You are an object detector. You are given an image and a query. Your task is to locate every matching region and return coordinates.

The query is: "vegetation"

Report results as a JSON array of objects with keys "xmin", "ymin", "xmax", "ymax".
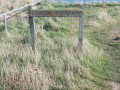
[
  {"xmin": 0, "ymin": 1, "xmax": 120, "ymax": 90},
  {"xmin": 0, "ymin": 0, "xmax": 37, "ymax": 13}
]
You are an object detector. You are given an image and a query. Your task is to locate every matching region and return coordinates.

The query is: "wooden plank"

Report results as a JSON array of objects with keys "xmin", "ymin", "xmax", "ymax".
[
  {"xmin": 78, "ymin": 5, "xmax": 84, "ymax": 50},
  {"xmin": 28, "ymin": 6, "xmax": 36, "ymax": 51},
  {"xmin": 28, "ymin": 9, "xmax": 84, "ymax": 17}
]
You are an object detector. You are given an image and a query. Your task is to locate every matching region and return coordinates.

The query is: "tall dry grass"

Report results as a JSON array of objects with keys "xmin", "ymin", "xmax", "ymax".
[
  {"xmin": 0, "ymin": 0, "xmax": 38, "ymax": 14},
  {"xmin": 0, "ymin": 1, "xmax": 114, "ymax": 89},
  {"xmin": 0, "ymin": 37, "xmax": 108, "ymax": 89}
]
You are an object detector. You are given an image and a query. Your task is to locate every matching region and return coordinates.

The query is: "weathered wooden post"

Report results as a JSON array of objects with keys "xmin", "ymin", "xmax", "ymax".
[
  {"xmin": 84, "ymin": 0, "xmax": 86, "ymax": 4},
  {"xmin": 28, "ymin": 6, "xmax": 36, "ymax": 51},
  {"xmin": 41, "ymin": 0, "xmax": 43, "ymax": 31},
  {"xmin": 78, "ymin": 5, "xmax": 84, "ymax": 50},
  {"xmin": 3, "ymin": 15, "xmax": 8, "ymax": 34},
  {"xmin": 42, "ymin": 0, "xmax": 43, "ymax": 9}
]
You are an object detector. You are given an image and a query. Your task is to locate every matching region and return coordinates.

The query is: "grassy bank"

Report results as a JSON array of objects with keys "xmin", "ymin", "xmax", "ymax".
[
  {"xmin": 0, "ymin": 1, "xmax": 120, "ymax": 90},
  {"xmin": 85, "ymin": 2, "xmax": 120, "ymax": 82}
]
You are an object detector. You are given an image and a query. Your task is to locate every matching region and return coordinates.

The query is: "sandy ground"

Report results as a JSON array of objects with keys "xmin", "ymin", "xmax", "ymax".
[{"xmin": 110, "ymin": 82, "xmax": 120, "ymax": 90}]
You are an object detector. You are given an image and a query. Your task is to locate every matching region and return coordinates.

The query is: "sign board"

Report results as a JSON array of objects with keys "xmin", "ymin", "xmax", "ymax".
[
  {"xmin": 28, "ymin": 6, "xmax": 84, "ymax": 51},
  {"xmin": 29, "ymin": 9, "xmax": 84, "ymax": 17}
]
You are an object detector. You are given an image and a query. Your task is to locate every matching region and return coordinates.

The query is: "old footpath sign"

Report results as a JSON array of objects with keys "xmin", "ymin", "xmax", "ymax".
[
  {"xmin": 28, "ymin": 6, "xmax": 84, "ymax": 51},
  {"xmin": 29, "ymin": 9, "xmax": 84, "ymax": 17}
]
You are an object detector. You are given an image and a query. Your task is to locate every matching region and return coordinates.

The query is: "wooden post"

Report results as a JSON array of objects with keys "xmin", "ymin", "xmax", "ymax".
[
  {"xmin": 28, "ymin": 6, "xmax": 36, "ymax": 51},
  {"xmin": 42, "ymin": 0, "xmax": 43, "ymax": 9},
  {"xmin": 41, "ymin": 0, "xmax": 43, "ymax": 30},
  {"xmin": 78, "ymin": 5, "xmax": 84, "ymax": 50},
  {"xmin": 3, "ymin": 15, "xmax": 8, "ymax": 33},
  {"xmin": 84, "ymin": 0, "xmax": 86, "ymax": 4}
]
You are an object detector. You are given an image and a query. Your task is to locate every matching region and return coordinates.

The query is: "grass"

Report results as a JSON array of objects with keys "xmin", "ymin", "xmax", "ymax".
[
  {"xmin": 0, "ymin": 0, "xmax": 38, "ymax": 14},
  {"xmin": 85, "ymin": 3, "xmax": 120, "ymax": 82},
  {"xmin": 0, "ymin": 1, "xmax": 120, "ymax": 90}
]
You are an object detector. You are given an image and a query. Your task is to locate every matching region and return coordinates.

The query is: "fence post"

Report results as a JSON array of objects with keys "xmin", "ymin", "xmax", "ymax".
[
  {"xmin": 42, "ymin": 0, "xmax": 43, "ymax": 9},
  {"xmin": 84, "ymin": 0, "xmax": 86, "ymax": 4},
  {"xmin": 28, "ymin": 6, "xmax": 36, "ymax": 51},
  {"xmin": 78, "ymin": 5, "xmax": 84, "ymax": 50},
  {"xmin": 3, "ymin": 15, "xmax": 8, "ymax": 34}
]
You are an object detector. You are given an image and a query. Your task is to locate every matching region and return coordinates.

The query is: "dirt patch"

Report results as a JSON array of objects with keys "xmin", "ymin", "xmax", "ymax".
[
  {"xmin": 113, "ymin": 37, "xmax": 120, "ymax": 41},
  {"xmin": 109, "ymin": 30, "xmax": 120, "ymax": 40},
  {"xmin": 110, "ymin": 82, "xmax": 120, "ymax": 90}
]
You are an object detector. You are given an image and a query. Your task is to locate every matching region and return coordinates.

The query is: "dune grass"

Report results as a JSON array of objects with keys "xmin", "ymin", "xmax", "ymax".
[
  {"xmin": 0, "ymin": 0, "xmax": 38, "ymax": 13},
  {"xmin": 0, "ymin": 1, "xmax": 120, "ymax": 90}
]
